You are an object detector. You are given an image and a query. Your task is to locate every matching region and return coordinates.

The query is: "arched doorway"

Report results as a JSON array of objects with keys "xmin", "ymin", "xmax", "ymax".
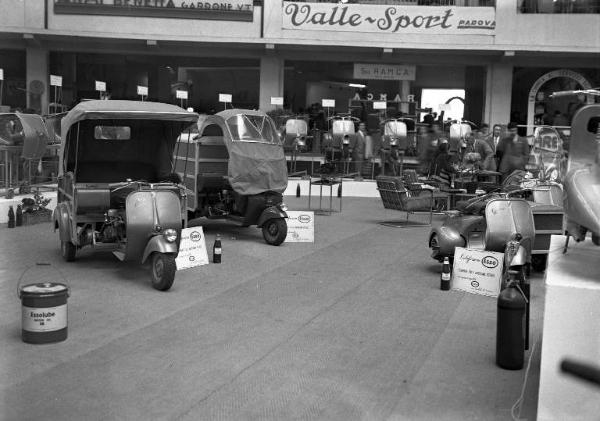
[{"xmin": 526, "ymin": 69, "xmax": 593, "ymax": 133}]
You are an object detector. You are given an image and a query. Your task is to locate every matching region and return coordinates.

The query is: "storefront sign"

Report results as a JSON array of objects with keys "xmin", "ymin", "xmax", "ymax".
[
  {"xmin": 176, "ymin": 90, "xmax": 188, "ymax": 99},
  {"xmin": 50, "ymin": 75, "xmax": 63, "ymax": 87},
  {"xmin": 176, "ymin": 227, "xmax": 209, "ymax": 270},
  {"xmin": 271, "ymin": 97, "xmax": 284, "ymax": 106},
  {"xmin": 54, "ymin": 0, "xmax": 254, "ymax": 22},
  {"xmin": 219, "ymin": 93, "xmax": 232, "ymax": 103},
  {"xmin": 451, "ymin": 247, "xmax": 504, "ymax": 298},
  {"xmin": 137, "ymin": 85, "xmax": 148, "ymax": 96},
  {"xmin": 322, "ymin": 99, "xmax": 335, "ymax": 108},
  {"xmin": 282, "ymin": 2, "xmax": 495, "ymax": 35},
  {"xmin": 95, "ymin": 80, "xmax": 106, "ymax": 92},
  {"xmin": 285, "ymin": 211, "xmax": 314, "ymax": 243},
  {"xmin": 354, "ymin": 63, "xmax": 415, "ymax": 81}
]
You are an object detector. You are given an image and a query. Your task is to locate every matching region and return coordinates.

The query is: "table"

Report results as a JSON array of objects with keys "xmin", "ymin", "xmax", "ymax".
[{"xmin": 308, "ymin": 174, "xmax": 342, "ymax": 214}]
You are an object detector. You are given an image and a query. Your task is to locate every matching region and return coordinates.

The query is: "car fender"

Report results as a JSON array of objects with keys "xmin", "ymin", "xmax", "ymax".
[
  {"xmin": 257, "ymin": 206, "xmax": 287, "ymax": 228},
  {"xmin": 141, "ymin": 236, "xmax": 178, "ymax": 264},
  {"xmin": 53, "ymin": 203, "xmax": 73, "ymax": 242}
]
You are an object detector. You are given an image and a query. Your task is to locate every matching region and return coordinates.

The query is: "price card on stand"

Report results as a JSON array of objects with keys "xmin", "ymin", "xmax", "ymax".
[
  {"xmin": 176, "ymin": 90, "xmax": 188, "ymax": 100},
  {"xmin": 322, "ymin": 99, "xmax": 335, "ymax": 108},
  {"xmin": 219, "ymin": 93, "xmax": 232, "ymax": 103},
  {"xmin": 50, "ymin": 75, "xmax": 62, "ymax": 87},
  {"xmin": 176, "ymin": 227, "xmax": 209, "ymax": 270},
  {"xmin": 0, "ymin": 68, "xmax": 3, "ymax": 80},
  {"xmin": 285, "ymin": 211, "xmax": 314, "ymax": 243},
  {"xmin": 95, "ymin": 80, "xmax": 106, "ymax": 92},
  {"xmin": 373, "ymin": 101, "xmax": 387, "ymax": 110},
  {"xmin": 271, "ymin": 97, "xmax": 284, "ymax": 106},
  {"xmin": 137, "ymin": 85, "xmax": 148, "ymax": 96},
  {"xmin": 451, "ymin": 247, "xmax": 504, "ymax": 297}
]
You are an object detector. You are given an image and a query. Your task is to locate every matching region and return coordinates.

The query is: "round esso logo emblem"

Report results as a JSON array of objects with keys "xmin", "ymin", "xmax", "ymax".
[
  {"xmin": 471, "ymin": 281, "xmax": 480, "ymax": 288},
  {"xmin": 482, "ymin": 256, "xmax": 499, "ymax": 268},
  {"xmin": 298, "ymin": 214, "xmax": 311, "ymax": 223},
  {"xmin": 190, "ymin": 231, "xmax": 202, "ymax": 242}
]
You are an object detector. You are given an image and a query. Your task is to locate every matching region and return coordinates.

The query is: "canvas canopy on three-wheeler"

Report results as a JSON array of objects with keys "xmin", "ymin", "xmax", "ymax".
[{"xmin": 195, "ymin": 109, "xmax": 288, "ymax": 196}]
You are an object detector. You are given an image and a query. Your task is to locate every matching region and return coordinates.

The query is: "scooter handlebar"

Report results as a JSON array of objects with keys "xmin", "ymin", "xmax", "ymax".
[{"xmin": 560, "ymin": 358, "xmax": 600, "ymax": 387}]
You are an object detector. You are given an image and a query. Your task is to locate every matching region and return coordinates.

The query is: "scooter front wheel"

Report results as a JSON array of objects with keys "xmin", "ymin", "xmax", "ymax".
[
  {"xmin": 150, "ymin": 253, "xmax": 176, "ymax": 291},
  {"xmin": 262, "ymin": 218, "xmax": 287, "ymax": 246}
]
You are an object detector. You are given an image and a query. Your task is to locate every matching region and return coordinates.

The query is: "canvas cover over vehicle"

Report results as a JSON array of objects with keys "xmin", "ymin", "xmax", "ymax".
[
  {"xmin": 197, "ymin": 109, "xmax": 287, "ymax": 196},
  {"xmin": 58, "ymin": 100, "xmax": 198, "ymax": 181}
]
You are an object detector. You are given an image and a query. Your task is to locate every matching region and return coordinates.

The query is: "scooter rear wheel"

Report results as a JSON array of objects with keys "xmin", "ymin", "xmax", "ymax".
[
  {"xmin": 262, "ymin": 218, "xmax": 287, "ymax": 246},
  {"xmin": 150, "ymin": 253, "xmax": 176, "ymax": 291}
]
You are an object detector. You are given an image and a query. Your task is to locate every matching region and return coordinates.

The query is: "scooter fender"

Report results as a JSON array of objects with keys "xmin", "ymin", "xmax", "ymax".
[
  {"xmin": 256, "ymin": 206, "xmax": 288, "ymax": 228},
  {"xmin": 53, "ymin": 203, "xmax": 73, "ymax": 243},
  {"xmin": 141, "ymin": 235, "xmax": 178, "ymax": 265}
]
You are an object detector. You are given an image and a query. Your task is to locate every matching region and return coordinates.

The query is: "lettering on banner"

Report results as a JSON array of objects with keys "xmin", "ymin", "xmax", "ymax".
[{"xmin": 283, "ymin": 3, "xmax": 496, "ymax": 36}]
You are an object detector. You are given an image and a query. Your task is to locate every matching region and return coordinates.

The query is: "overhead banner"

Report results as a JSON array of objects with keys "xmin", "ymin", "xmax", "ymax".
[
  {"xmin": 282, "ymin": 2, "xmax": 496, "ymax": 35},
  {"xmin": 354, "ymin": 63, "xmax": 416, "ymax": 81},
  {"xmin": 54, "ymin": 0, "xmax": 254, "ymax": 21}
]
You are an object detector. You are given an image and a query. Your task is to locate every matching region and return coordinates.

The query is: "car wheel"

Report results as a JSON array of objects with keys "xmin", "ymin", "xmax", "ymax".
[
  {"xmin": 262, "ymin": 218, "xmax": 287, "ymax": 246},
  {"xmin": 150, "ymin": 253, "xmax": 176, "ymax": 291},
  {"xmin": 531, "ymin": 254, "xmax": 548, "ymax": 272},
  {"xmin": 592, "ymin": 233, "xmax": 600, "ymax": 246},
  {"xmin": 61, "ymin": 240, "xmax": 77, "ymax": 262}
]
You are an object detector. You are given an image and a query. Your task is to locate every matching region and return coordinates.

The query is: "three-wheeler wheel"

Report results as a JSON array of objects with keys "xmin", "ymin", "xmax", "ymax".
[
  {"xmin": 262, "ymin": 218, "xmax": 287, "ymax": 246},
  {"xmin": 61, "ymin": 240, "xmax": 77, "ymax": 262},
  {"xmin": 150, "ymin": 252, "xmax": 176, "ymax": 291}
]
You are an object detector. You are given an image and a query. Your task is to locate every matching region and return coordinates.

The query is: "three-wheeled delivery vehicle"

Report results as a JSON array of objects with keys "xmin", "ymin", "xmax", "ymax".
[
  {"xmin": 53, "ymin": 100, "xmax": 198, "ymax": 291},
  {"xmin": 176, "ymin": 109, "xmax": 289, "ymax": 246}
]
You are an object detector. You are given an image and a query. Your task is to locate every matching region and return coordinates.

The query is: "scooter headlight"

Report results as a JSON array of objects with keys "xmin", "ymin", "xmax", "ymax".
[
  {"xmin": 163, "ymin": 228, "xmax": 178, "ymax": 243},
  {"xmin": 279, "ymin": 203, "xmax": 288, "ymax": 212}
]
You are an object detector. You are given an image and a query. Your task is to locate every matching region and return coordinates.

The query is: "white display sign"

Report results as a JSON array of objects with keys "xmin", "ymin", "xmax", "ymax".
[
  {"xmin": 373, "ymin": 101, "xmax": 387, "ymax": 110},
  {"xmin": 219, "ymin": 93, "xmax": 232, "ymax": 103},
  {"xmin": 282, "ymin": 3, "xmax": 496, "ymax": 36},
  {"xmin": 322, "ymin": 99, "xmax": 335, "ymax": 108},
  {"xmin": 175, "ymin": 227, "xmax": 209, "ymax": 270},
  {"xmin": 354, "ymin": 63, "xmax": 416, "ymax": 81},
  {"xmin": 285, "ymin": 211, "xmax": 314, "ymax": 243},
  {"xmin": 50, "ymin": 75, "xmax": 62, "ymax": 87},
  {"xmin": 0, "ymin": 68, "xmax": 3, "ymax": 80},
  {"xmin": 271, "ymin": 96, "xmax": 284, "ymax": 105},
  {"xmin": 137, "ymin": 85, "xmax": 148, "ymax": 96},
  {"xmin": 176, "ymin": 90, "xmax": 188, "ymax": 100},
  {"xmin": 95, "ymin": 80, "xmax": 106, "ymax": 92},
  {"xmin": 451, "ymin": 247, "xmax": 504, "ymax": 298}
]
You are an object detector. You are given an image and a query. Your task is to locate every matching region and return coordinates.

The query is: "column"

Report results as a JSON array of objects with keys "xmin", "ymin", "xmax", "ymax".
[
  {"xmin": 26, "ymin": 46, "xmax": 49, "ymax": 114},
  {"xmin": 484, "ymin": 62, "xmax": 513, "ymax": 127},
  {"xmin": 259, "ymin": 55, "xmax": 284, "ymax": 113},
  {"xmin": 400, "ymin": 80, "xmax": 411, "ymax": 114}
]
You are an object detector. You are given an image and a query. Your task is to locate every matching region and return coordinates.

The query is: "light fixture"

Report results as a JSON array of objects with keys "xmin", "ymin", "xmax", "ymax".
[
  {"xmin": 383, "ymin": 48, "xmax": 393, "ymax": 54},
  {"xmin": 147, "ymin": 40, "xmax": 157, "ymax": 46},
  {"xmin": 23, "ymin": 33, "xmax": 34, "ymax": 40},
  {"xmin": 349, "ymin": 83, "xmax": 366, "ymax": 88},
  {"xmin": 265, "ymin": 43, "xmax": 275, "ymax": 50},
  {"xmin": 504, "ymin": 50, "xmax": 515, "ymax": 57}
]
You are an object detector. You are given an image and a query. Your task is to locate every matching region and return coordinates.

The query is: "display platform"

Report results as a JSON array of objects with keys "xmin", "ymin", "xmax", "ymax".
[{"xmin": 537, "ymin": 235, "xmax": 600, "ymax": 420}]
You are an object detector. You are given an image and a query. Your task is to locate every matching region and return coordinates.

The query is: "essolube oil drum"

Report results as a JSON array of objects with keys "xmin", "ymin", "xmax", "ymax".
[{"xmin": 19, "ymin": 282, "xmax": 69, "ymax": 344}]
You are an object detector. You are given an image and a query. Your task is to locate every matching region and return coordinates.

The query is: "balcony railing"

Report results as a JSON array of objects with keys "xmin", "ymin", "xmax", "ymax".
[{"xmin": 519, "ymin": 0, "xmax": 600, "ymax": 13}]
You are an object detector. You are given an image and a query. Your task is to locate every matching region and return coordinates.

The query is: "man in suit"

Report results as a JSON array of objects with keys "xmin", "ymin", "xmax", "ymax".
[
  {"xmin": 497, "ymin": 122, "xmax": 530, "ymax": 181},
  {"xmin": 352, "ymin": 122, "xmax": 367, "ymax": 173}
]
